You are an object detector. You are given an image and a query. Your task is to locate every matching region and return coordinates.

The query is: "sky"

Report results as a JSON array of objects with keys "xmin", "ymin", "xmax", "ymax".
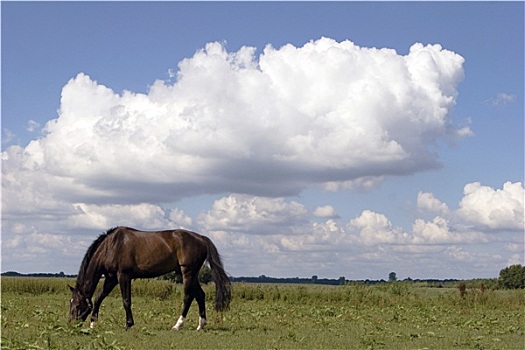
[{"xmin": 1, "ymin": 1, "xmax": 523, "ymax": 280}]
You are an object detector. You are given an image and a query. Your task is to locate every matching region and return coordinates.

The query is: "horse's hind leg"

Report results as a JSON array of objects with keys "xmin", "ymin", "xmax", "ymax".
[
  {"xmin": 90, "ymin": 275, "xmax": 118, "ymax": 328},
  {"xmin": 172, "ymin": 266, "xmax": 197, "ymax": 331},
  {"xmin": 195, "ymin": 283, "xmax": 207, "ymax": 330}
]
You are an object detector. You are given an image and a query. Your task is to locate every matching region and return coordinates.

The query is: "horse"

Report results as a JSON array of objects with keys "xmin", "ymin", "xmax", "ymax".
[{"xmin": 68, "ymin": 227, "xmax": 232, "ymax": 330}]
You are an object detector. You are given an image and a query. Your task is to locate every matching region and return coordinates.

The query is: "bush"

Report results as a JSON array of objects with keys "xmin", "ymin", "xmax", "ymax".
[
  {"xmin": 158, "ymin": 265, "xmax": 212, "ymax": 284},
  {"xmin": 499, "ymin": 264, "xmax": 525, "ymax": 289}
]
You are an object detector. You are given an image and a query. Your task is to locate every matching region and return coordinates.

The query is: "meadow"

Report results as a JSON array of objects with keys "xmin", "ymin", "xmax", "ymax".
[{"xmin": 1, "ymin": 277, "xmax": 524, "ymax": 349}]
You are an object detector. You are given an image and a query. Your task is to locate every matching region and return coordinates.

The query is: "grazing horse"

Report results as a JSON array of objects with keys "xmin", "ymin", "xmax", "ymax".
[{"xmin": 68, "ymin": 227, "xmax": 231, "ymax": 330}]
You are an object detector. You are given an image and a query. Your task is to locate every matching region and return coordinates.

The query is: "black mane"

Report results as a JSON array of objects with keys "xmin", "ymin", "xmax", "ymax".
[{"xmin": 75, "ymin": 227, "xmax": 118, "ymax": 291}]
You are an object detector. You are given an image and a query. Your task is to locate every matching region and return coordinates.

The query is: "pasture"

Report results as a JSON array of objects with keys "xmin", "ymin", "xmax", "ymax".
[{"xmin": 1, "ymin": 277, "xmax": 524, "ymax": 349}]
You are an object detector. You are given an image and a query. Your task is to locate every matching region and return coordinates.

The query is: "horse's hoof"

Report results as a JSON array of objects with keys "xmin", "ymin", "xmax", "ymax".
[
  {"xmin": 197, "ymin": 317, "xmax": 207, "ymax": 331},
  {"xmin": 172, "ymin": 316, "xmax": 185, "ymax": 331}
]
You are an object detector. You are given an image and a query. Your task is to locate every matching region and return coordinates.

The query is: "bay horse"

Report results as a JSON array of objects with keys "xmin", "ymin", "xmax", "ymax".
[{"xmin": 68, "ymin": 227, "xmax": 231, "ymax": 330}]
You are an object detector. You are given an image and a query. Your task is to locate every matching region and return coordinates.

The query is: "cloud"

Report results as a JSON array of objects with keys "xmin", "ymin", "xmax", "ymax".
[
  {"xmin": 417, "ymin": 191, "xmax": 449, "ymax": 215},
  {"xmin": 507, "ymin": 254, "xmax": 523, "ymax": 266},
  {"xmin": 347, "ymin": 210, "xmax": 487, "ymax": 246},
  {"xmin": 348, "ymin": 210, "xmax": 407, "ymax": 245},
  {"xmin": 455, "ymin": 125, "xmax": 474, "ymax": 138},
  {"xmin": 198, "ymin": 194, "xmax": 352, "ymax": 277},
  {"xmin": 411, "ymin": 216, "xmax": 487, "ymax": 244},
  {"xmin": 323, "ymin": 176, "xmax": 385, "ymax": 192},
  {"xmin": 416, "ymin": 182, "xmax": 524, "ymax": 234},
  {"xmin": 313, "ymin": 205, "xmax": 339, "ymax": 218},
  {"xmin": 2, "ymin": 129, "xmax": 15, "ymax": 144},
  {"xmin": 1, "ymin": 180, "xmax": 520, "ymax": 278},
  {"xmin": 198, "ymin": 194, "xmax": 308, "ymax": 235},
  {"xmin": 26, "ymin": 120, "xmax": 40, "ymax": 132},
  {"xmin": 2, "ymin": 38, "xmax": 466, "ymax": 210},
  {"xmin": 457, "ymin": 182, "xmax": 524, "ymax": 231},
  {"xmin": 66, "ymin": 203, "xmax": 187, "ymax": 231},
  {"xmin": 9, "ymin": 37, "xmax": 510, "ymax": 279},
  {"xmin": 197, "ymin": 189, "xmax": 502, "ymax": 278},
  {"xmin": 169, "ymin": 208, "xmax": 193, "ymax": 228},
  {"xmin": 486, "ymin": 93, "xmax": 516, "ymax": 107}
]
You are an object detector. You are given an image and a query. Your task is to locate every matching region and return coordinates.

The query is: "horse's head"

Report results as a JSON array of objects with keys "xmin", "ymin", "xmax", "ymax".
[{"xmin": 68, "ymin": 285, "xmax": 92, "ymax": 322}]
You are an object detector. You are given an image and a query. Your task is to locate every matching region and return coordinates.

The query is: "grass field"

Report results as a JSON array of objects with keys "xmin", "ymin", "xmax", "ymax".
[{"xmin": 1, "ymin": 277, "xmax": 524, "ymax": 349}]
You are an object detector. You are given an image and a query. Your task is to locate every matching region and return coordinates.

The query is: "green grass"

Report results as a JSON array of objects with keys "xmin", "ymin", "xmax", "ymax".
[{"xmin": 1, "ymin": 277, "xmax": 524, "ymax": 349}]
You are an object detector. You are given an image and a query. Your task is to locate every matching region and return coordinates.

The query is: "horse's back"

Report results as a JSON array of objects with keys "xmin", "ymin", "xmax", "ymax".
[
  {"xmin": 104, "ymin": 227, "xmax": 207, "ymax": 277},
  {"xmin": 126, "ymin": 228, "xmax": 206, "ymax": 252}
]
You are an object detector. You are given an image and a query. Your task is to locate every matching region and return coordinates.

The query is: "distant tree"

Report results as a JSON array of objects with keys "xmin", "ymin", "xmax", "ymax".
[
  {"xmin": 458, "ymin": 282, "xmax": 467, "ymax": 298},
  {"xmin": 499, "ymin": 264, "xmax": 525, "ymax": 289},
  {"xmin": 388, "ymin": 272, "xmax": 397, "ymax": 282},
  {"xmin": 199, "ymin": 264, "xmax": 212, "ymax": 284},
  {"xmin": 159, "ymin": 265, "xmax": 212, "ymax": 284},
  {"xmin": 160, "ymin": 271, "xmax": 182, "ymax": 283},
  {"xmin": 312, "ymin": 275, "xmax": 318, "ymax": 283}
]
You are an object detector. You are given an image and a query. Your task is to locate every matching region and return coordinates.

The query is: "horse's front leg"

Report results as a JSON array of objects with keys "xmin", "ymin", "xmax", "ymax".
[
  {"xmin": 118, "ymin": 274, "xmax": 134, "ymax": 330},
  {"xmin": 90, "ymin": 275, "xmax": 118, "ymax": 329}
]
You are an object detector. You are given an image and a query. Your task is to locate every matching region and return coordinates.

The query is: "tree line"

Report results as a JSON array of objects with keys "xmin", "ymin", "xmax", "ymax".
[{"xmin": 3, "ymin": 264, "xmax": 524, "ymax": 289}]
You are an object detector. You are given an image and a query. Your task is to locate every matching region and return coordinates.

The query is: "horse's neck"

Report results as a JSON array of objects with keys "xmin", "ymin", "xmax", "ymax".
[{"xmin": 79, "ymin": 261, "xmax": 102, "ymax": 298}]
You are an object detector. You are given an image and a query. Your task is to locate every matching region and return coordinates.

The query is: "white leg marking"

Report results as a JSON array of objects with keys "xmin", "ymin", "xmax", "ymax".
[
  {"xmin": 197, "ymin": 317, "xmax": 207, "ymax": 331},
  {"xmin": 90, "ymin": 321, "xmax": 95, "ymax": 329},
  {"xmin": 172, "ymin": 316, "xmax": 185, "ymax": 331}
]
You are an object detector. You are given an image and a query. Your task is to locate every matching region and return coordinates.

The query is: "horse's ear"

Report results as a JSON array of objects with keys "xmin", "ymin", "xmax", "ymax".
[{"xmin": 68, "ymin": 284, "xmax": 75, "ymax": 293}]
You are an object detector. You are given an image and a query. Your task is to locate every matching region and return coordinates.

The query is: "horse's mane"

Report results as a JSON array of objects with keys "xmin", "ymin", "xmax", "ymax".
[{"xmin": 76, "ymin": 227, "xmax": 118, "ymax": 291}]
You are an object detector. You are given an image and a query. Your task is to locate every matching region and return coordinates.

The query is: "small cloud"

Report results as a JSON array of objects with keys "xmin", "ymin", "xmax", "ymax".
[
  {"xmin": 169, "ymin": 207, "xmax": 193, "ymax": 227},
  {"xmin": 507, "ymin": 254, "xmax": 523, "ymax": 266},
  {"xmin": 313, "ymin": 205, "xmax": 339, "ymax": 219},
  {"xmin": 2, "ymin": 129, "xmax": 15, "ymax": 144},
  {"xmin": 27, "ymin": 120, "xmax": 40, "ymax": 132},
  {"xmin": 324, "ymin": 176, "xmax": 385, "ymax": 192},
  {"xmin": 417, "ymin": 191, "xmax": 449, "ymax": 215},
  {"xmin": 485, "ymin": 93, "xmax": 516, "ymax": 107},
  {"xmin": 455, "ymin": 126, "xmax": 474, "ymax": 138},
  {"xmin": 504, "ymin": 243, "xmax": 522, "ymax": 253}
]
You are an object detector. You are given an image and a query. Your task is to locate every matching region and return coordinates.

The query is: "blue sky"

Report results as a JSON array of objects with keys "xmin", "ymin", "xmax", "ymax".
[{"xmin": 2, "ymin": 1, "xmax": 523, "ymax": 280}]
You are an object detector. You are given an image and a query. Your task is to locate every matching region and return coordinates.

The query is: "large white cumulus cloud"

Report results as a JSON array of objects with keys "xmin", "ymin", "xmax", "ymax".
[
  {"xmin": 2, "ymin": 38, "xmax": 466, "ymax": 206},
  {"xmin": 457, "ymin": 182, "xmax": 524, "ymax": 231}
]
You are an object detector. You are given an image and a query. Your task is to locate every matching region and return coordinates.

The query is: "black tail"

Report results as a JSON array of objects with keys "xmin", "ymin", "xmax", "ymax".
[{"xmin": 204, "ymin": 236, "xmax": 232, "ymax": 312}]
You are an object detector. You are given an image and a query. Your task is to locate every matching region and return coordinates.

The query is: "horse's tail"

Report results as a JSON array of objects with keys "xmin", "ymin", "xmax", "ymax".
[{"xmin": 203, "ymin": 236, "xmax": 232, "ymax": 312}]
